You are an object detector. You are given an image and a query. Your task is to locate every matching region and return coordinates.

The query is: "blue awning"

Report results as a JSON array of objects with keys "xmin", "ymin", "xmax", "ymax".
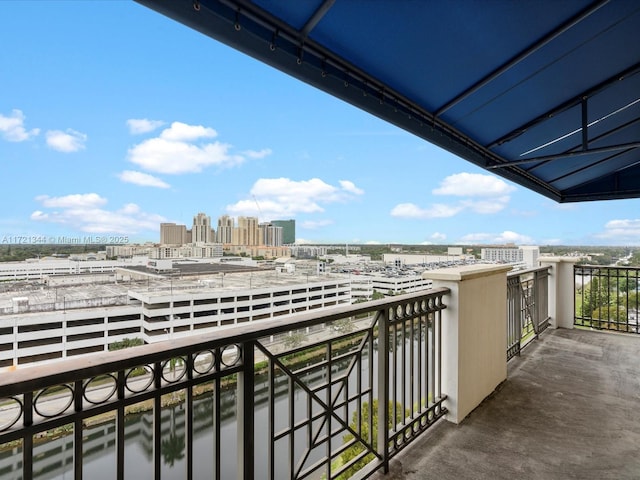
[{"xmin": 136, "ymin": 0, "xmax": 640, "ymax": 202}]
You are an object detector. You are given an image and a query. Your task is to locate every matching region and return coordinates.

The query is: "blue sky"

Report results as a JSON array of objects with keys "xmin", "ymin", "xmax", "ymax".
[{"xmin": 1, "ymin": 1, "xmax": 639, "ymax": 247}]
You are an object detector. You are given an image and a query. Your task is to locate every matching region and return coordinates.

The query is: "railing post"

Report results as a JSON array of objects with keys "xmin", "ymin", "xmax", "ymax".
[
  {"xmin": 237, "ymin": 341, "xmax": 255, "ymax": 480},
  {"xmin": 376, "ymin": 307, "xmax": 390, "ymax": 473},
  {"xmin": 424, "ymin": 265, "xmax": 511, "ymax": 424},
  {"xmin": 538, "ymin": 257, "xmax": 580, "ymax": 329}
]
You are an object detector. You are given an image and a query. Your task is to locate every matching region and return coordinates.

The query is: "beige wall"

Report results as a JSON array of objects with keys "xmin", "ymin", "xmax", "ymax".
[{"xmin": 425, "ymin": 264, "xmax": 511, "ymax": 423}]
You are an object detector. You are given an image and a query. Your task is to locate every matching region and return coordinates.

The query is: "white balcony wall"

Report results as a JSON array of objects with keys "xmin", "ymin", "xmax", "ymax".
[
  {"xmin": 425, "ymin": 264, "xmax": 512, "ymax": 424},
  {"xmin": 538, "ymin": 256, "xmax": 580, "ymax": 329}
]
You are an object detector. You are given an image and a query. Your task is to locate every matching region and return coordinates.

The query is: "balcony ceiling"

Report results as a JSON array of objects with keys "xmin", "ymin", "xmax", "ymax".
[{"xmin": 137, "ymin": 0, "xmax": 640, "ymax": 203}]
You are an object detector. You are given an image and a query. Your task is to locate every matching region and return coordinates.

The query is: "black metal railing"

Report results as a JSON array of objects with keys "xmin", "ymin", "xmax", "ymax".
[
  {"xmin": 574, "ymin": 265, "xmax": 640, "ymax": 333},
  {"xmin": 0, "ymin": 289, "xmax": 448, "ymax": 480},
  {"xmin": 507, "ymin": 267, "xmax": 550, "ymax": 360}
]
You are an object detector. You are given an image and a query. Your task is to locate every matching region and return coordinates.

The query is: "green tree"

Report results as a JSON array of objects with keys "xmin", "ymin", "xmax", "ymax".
[
  {"xmin": 283, "ymin": 331, "xmax": 306, "ymax": 349},
  {"xmin": 108, "ymin": 337, "xmax": 144, "ymax": 351},
  {"xmin": 590, "ymin": 304, "xmax": 628, "ymax": 330},
  {"xmin": 371, "ymin": 291, "xmax": 385, "ymax": 301},
  {"xmin": 338, "ymin": 400, "xmax": 406, "ymax": 479},
  {"xmin": 332, "ymin": 318, "xmax": 354, "ymax": 334}
]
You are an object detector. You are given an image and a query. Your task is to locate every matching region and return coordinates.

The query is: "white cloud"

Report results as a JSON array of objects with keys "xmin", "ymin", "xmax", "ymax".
[
  {"xmin": 431, "ymin": 232, "xmax": 447, "ymax": 241},
  {"xmin": 129, "ymin": 138, "xmax": 232, "ymax": 174},
  {"xmin": 433, "ymin": 172, "xmax": 515, "ymax": 197},
  {"xmin": 461, "ymin": 196, "xmax": 511, "ymax": 214},
  {"xmin": 243, "ymin": 148, "xmax": 272, "ymax": 159},
  {"xmin": 0, "ymin": 109, "xmax": 40, "ymax": 141},
  {"xmin": 390, "ymin": 203, "xmax": 463, "ymax": 219},
  {"xmin": 160, "ymin": 122, "xmax": 217, "ymax": 141},
  {"xmin": 126, "ymin": 118, "xmax": 165, "ymax": 134},
  {"xmin": 227, "ymin": 177, "xmax": 362, "ymax": 220},
  {"xmin": 128, "ymin": 121, "xmax": 267, "ymax": 174},
  {"xmin": 458, "ymin": 230, "xmax": 533, "ymax": 244},
  {"xmin": 46, "ymin": 129, "xmax": 87, "ymax": 152},
  {"xmin": 30, "ymin": 210, "xmax": 48, "ymax": 221},
  {"xmin": 392, "ymin": 172, "xmax": 515, "ymax": 221},
  {"xmin": 595, "ymin": 219, "xmax": 640, "ymax": 244},
  {"xmin": 339, "ymin": 180, "xmax": 364, "ymax": 195},
  {"xmin": 32, "ymin": 194, "xmax": 165, "ymax": 234},
  {"xmin": 120, "ymin": 203, "xmax": 140, "ymax": 215},
  {"xmin": 365, "ymin": 240, "xmax": 381, "ymax": 245},
  {"xmin": 495, "ymin": 231, "xmax": 534, "ymax": 244},
  {"xmin": 118, "ymin": 170, "xmax": 170, "ymax": 189},
  {"xmin": 35, "ymin": 193, "xmax": 107, "ymax": 208}
]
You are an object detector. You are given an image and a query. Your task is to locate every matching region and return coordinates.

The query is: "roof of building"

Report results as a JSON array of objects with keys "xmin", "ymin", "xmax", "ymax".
[
  {"xmin": 0, "ymin": 270, "xmax": 348, "ymax": 316},
  {"xmin": 122, "ymin": 262, "xmax": 266, "ymax": 277}
]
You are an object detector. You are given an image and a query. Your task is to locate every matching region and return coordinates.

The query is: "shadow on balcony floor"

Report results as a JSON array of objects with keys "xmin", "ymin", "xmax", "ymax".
[{"xmin": 376, "ymin": 328, "xmax": 640, "ymax": 480}]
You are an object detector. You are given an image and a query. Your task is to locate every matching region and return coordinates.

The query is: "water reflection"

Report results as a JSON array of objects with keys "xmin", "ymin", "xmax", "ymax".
[{"xmin": 1, "ymin": 329, "xmax": 432, "ymax": 480}]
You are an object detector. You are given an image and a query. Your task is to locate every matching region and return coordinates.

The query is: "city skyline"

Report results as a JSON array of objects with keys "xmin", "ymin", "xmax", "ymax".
[
  {"xmin": 159, "ymin": 213, "xmax": 291, "ymax": 247},
  {"xmin": 1, "ymin": 2, "xmax": 640, "ymax": 246}
]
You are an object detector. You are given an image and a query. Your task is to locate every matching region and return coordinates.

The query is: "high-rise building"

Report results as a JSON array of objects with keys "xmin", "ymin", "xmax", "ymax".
[
  {"xmin": 216, "ymin": 215, "xmax": 234, "ymax": 244},
  {"xmin": 234, "ymin": 216, "xmax": 259, "ymax": 246},
  {"xmin": 272, "ymin": 220, "xmax": 295, "ymax": 244},
  {"xmin": 160, "ymin": 223, "xmax": 189, "ymax": 245},
  {"xmin": 259, "ymin": 222, "xmax": 283, "ymax": 247},
  {"xmin": 192, "ymin": 213, "xmax": 214, "ymax": 244}
]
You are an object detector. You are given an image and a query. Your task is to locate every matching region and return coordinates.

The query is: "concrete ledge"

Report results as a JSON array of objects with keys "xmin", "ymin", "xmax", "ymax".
[
  {"xmin": 538, "ymin": 255, "xmax": 581, "ymax": 265},
  {"xmin": 423, "ymin": 264, "xmax": 513, "ymax": 281}
]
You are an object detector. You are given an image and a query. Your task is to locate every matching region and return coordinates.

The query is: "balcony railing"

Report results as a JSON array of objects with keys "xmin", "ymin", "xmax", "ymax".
[
  {"xmin": 506, "ymin": 266, "xmax": 551, "ymax": 360},
  {"xmin": 0, "ymin": 289, "xmax": 448, "ymax": 480},
  {"xmin": 575, "ymin": 265, "xmax": 640, "ymax": 333}
]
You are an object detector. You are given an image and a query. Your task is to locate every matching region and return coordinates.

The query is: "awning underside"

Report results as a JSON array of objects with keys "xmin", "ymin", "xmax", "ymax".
[{"xmin": 137, "ymin": 0, "xmax": 640, "ymax": 202}]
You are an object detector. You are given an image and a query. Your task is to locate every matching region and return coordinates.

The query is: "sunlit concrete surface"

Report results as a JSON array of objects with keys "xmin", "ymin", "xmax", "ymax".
[{"xmin": 377, "ymin": 328, "xmax": 640, "ymax": 480}]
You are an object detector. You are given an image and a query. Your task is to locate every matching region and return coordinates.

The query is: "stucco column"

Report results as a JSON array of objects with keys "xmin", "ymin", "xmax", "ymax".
[
  {"xmin": 423, "ymin": 264, "xmax": 511, "ymax": 424},
  {"xmin": 538, "ymin": 256, "xmax": 579, "ymax": 329}
]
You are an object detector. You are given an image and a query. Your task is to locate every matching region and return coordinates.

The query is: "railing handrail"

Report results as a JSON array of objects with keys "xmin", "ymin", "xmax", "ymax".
[
  {"xmin": 574, "ymin": 264, "xmax": 640, "ymax": 334},
  {"xmin": 576, "ymin": 264, "xmax": 640, "ymax": 271},
  {"xmin": 506, "ymin": 265, "xmax": 550, "ymax": 360},
  {"xmin": 0, "ymin": 288, "xmax": 449, "ymax": 396},
  {"xmin": 507, "ymin": 265, "xmax": 551, "ymax": 278}
]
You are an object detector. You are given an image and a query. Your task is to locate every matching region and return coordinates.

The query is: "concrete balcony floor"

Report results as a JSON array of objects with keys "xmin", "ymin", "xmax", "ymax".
[{"xmin": 377, "ymin": 328, "xmax": 640, "ymax": 480}]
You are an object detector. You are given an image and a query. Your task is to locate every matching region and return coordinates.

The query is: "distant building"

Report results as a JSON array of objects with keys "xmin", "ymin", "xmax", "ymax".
[
  {"xmin": 481, "ymin": 246, "xmax": 539, "ymax": 269},
  {"xmin": 354, "ymin": 272, "xmax": 432, "ymax": 296},
  {"xmin": 226, "ymin": 245, "xmax": 290, "ymax": 260},
  {"xmin": 149, "ymin": 244, "xmax": 223, "ymax": 259},
  {"xmin": 382, "ymin": 253, "xmax": 471, "ymax": 266},
  {"xmin": 106, "ymin": 244, "xmax": 151, "ymax": 258},
  {"xmin": 234, "ymin": 216, "xmax": 259, "ymax": 246},
  {"xmin": 259, "ymin": 222, "xmax": 283, "ymax": 247},
  {"xmin": 0, "ymin": 257, "xmax": 148, "ymax": 282},
  {"xmin": 272, "ymin": 219, "xmax": 295, "ymax": 244},
  {"xmin": 0, "ymin": 271, "xmax": 350, "ymax": 369},
  {"xmin": 216, "ymin": 215, "xmax": 234, "ymax": 244},
  {"xmin": 160, "ymin": 222, "xmax": 190, "ymax": 245},
  {"xmin": 519, "ymin": 246, "xmax": 540, "ymax": 269},
  {"xmin": 289, "ymin": 245, "xmax": 327, "ymax": 259},
  {"xmin": 192, "ymin": 213, "xmax": 214, "ymax": 244}
]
